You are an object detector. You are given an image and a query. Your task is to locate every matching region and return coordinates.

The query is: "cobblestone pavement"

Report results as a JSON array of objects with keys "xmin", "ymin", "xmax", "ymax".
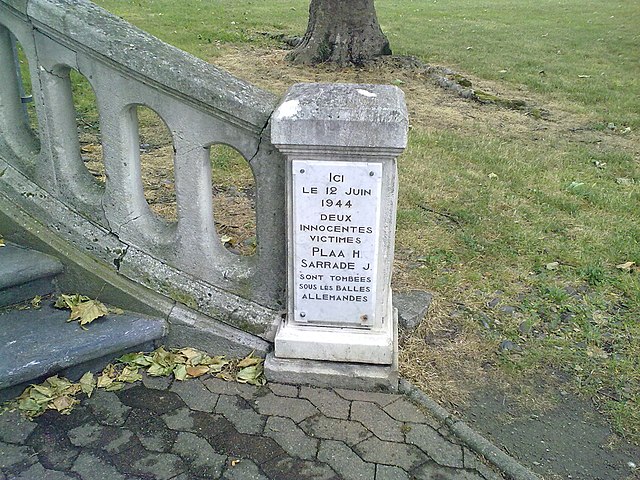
[{"xmin": 0, "ymin": 374, "xmax": 507, "ymax": 480}]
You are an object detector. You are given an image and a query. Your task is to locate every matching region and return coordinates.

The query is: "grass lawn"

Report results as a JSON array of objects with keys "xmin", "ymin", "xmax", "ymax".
[{"xmin": 76, "ymin": 0, "xmax": 639, "ymax": 444}]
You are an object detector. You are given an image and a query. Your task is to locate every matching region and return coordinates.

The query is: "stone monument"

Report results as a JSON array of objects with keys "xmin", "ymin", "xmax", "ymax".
[{"xmin": 266, "ymin": 83, "xmax": 408, "ymax": 389}]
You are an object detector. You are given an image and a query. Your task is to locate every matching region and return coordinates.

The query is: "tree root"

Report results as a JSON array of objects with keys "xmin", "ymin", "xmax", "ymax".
[
  {"xmin": 373, "ymin": 55, "xmax": 549, "ymax": 118},
  {"xmin": 257, "ymin": 32, "xmax": 302, "ymax": 48},
  {"xmin": 255, "ymin": 34, "xmax": 547, "ymax": 117},
  {"xmin": 418, "ymin": 204, "xmax": 465, "ymax": 231}
]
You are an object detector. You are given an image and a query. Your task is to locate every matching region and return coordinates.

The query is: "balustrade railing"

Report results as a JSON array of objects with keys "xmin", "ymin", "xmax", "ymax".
[{"xmin": 0, "ymin": 0, "xmax": 286, "ymax": 340}]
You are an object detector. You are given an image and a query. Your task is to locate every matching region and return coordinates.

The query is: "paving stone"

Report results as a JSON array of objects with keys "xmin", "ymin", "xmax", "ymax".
[
  {"xmin": 477, "ymin": 464, "xmax": 506, "ymax": 480},
  {"xmin": 317, "ymin": 439, "xmax": 375, "ymax": 480},
  {"xmin": 126, "ymin": 408, "xmax": 177, "ymax": 452},
  {"xmin": 463, "ymin": 447, "xmax": 505, "ymax": 480},
  {"xmin": 172, "ymin": 431, "xmax": 227, "ymax": 478},
  {"xmin": 38, "ymin": 405, "xmax": 96, "ymax": 431},
  {"xmin": 222, "ymin": 458, "xmax": 268, "ymax": 480},
  {"xmin": 0, "ymin": 410, "xmax": 36, "ymax": 444},
  {"xmin": 462, "ymin": 447, "xmax": 484, "ymax": 469},
  {"xmin": 437, "ymin": 424, "xmax": 464, "ymax": 446},
  {"xmin": 383, "ymin": 397, "xmax": 437, "ymax": 426},
  {"xmin": 262, "ymin": 455, "xmax": 338, "ymax": 480},
  {"xmin": 162, "ymin": 407, "xmax": 195, "ymax": 432},
  {"xmin": 141, "ymin": 371, "xmax": 173, "ymax": 390},
  {"xmin": 354, "ymin": 436, "xmax": 427, "ymax": 471},
  {"xmin": 102, "ymin": 429, "xmax": 135, "ymax": 454},
  {"xmin": 191, "ymin": 411, "xmax": 237, "ymax": 442},
  {"xmin": 0, "ymin": 441, "xmax": 37, "ymax": 470},
  {"xmin": 117, "ymin": 385, "xmax": 184, "ymax": 414},
  {"xmin": 12, "ymin": 463, "xmax": 77, "ymax": 480},
  {"xmin": 129, "ymin": 452, "xmax": 186, "ymax": 480},
  {"xmin": 406, "ymin": 423, "xmax": 464, "ymax": 468},
  {"xmin": 300, "ymin": 415, "xmax": 370, "ymax": 446},
  {"xmin": 108, "ymin": 432, "xmax": 185, "ymax": 479},
  {"xmin": 67, "ymin": 421, "xmax": 136, "ymax": 455},
  {"xmin": 410, "ymin": 461, "xmax": 486, "ymax": 479},
  {"xmin": 163, "ymin": 408, "xmax": 237, "ymax": 441},
  {"xmin": 139, "ymin": 432, "xmax": 175, "ymax": 453},
  {"xmin": 463, "ymin": 446, "xmax": 481, "ymax": 470},
  {"xmin": 68, "ymin": 421, "xmax": 105, "ymax": 447},
  {"xmin": 203, "ymin": 377, "xmax": 260, "ymax": 400},
  {"xmin": 334, "ymin": 388, "xmax": 398, "ymax": 407},
  {"xmin": 72, "ymin": 451, "xmax": 129, "ymax": 480},
  {"xmin": 170, "ymin": 378, "xmax": 219, "ymax": 412},
  {"xmin": 28, "ymin": 424, "xmax": 79, "ymax": 471},
  {"xmin": 86, "ymin": 390, "xmax": 131, "ymax": 427},
  {"xmin": 299, "ymin": 386, "xmax": 351, "ymax": 419},
  {"xmin": 264, "ymin": 416, "xmax": 318, "ymax": 460},
  {"xmin": 253, "ymin": 392, "xmax": 318, "ymax": 423},
  {"xmin": 215, "ymin": 394, "xmax": 265, "ymax": 434},
  {"xmin": 351, "ymin": 400, "xmax": 404, "ymax": 442},
  {"xmin": 376, "ymin": 464, "xmax": 410, "ymax": 480},
  {"xmin": 209, "ymin": 431, "xmax": 286, "ymax": 466},
  {"xmin": 268, "ymin": 383, "xmax": 298, "ymax": 398}
]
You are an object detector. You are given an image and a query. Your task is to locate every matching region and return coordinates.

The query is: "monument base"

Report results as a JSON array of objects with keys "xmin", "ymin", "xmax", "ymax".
[
  {"xmin": 274, "ymin": 303, "xmax": 397, "ymax": 365},
  {"xmin": 266, "ymin": 308, "xmax": 398, "ymax": 391},
  {"xmin": 264, "ymin": 352, "xmax": 398, "ymax": 392}
]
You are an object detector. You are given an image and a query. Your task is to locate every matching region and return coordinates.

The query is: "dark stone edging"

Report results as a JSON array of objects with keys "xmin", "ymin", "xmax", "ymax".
[{"xmin": 398, "ymin": 378, "xmax": 540, "ymax": 480}]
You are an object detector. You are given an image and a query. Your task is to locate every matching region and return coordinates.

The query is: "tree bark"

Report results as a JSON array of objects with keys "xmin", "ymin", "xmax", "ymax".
[{"xmin": 287, "ymin": 0, "xmax": 392, "ymax": 66}]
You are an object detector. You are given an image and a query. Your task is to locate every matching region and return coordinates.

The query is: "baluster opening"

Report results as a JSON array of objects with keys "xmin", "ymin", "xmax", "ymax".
[
  {"xmin": 13, "ymin": 40, "xmax": 39, "ymax": 141},
  {"xmin": 71, "ymin": 69, "xmax": 104, "ymax": 188},
  {"xmin": 0, "ymin": 28, "xmax": 41, "ymax": 156},
  {"xmin": 136, "ymin": 105, "xmax": 177, "ymax": 222},
  {"xmin": 209, "ymin": 144, "xmax": 257, "ymax": 256}
]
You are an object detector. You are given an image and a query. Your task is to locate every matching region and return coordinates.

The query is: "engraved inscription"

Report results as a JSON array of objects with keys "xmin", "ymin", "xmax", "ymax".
[{"xmin": 292, "ymin": 160, "xmax": 382, "ymax": 326}]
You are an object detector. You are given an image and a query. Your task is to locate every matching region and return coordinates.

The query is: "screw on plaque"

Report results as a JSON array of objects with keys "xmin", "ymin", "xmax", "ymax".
[
  {"xmin": 369, "ymin": 171, "xmax": 374, "ymax": 176},
  {"xmin": 300, "ymin": 312, "xmax": 306, "ymax": 318},
  {"xmin": 360, "ymin": 314, "xmax": 369, "ymax": 323},
  {"xmin": 300, "ymin": 169, "xmax": 305, "ymax": 173}
]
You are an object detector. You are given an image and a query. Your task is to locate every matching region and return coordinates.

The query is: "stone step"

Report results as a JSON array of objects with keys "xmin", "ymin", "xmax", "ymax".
[
  {"xmin": 0, "ymin": 243, "xmax": 64, "ymax": 308},
  {"xmin": 0, "ymin": 302, "xmax": 166, "ymax": 401}
]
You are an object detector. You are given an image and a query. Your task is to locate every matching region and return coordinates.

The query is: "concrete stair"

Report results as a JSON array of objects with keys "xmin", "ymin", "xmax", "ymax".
[
  {"xmin": 0, "ymin": 243, "xmax": 166, "ymax": 401},
  {"xmin": 0, "ymin": 243, "xmax": 63, "ymax": 307}
]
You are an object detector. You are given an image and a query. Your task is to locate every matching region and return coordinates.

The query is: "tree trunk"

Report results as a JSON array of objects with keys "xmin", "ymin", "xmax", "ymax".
[{"xmin": 287, "ymin": 0, "xmax": 392, "ymax": 66}]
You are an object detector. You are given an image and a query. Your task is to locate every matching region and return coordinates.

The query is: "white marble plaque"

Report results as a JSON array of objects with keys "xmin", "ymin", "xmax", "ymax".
[{"xmin": 292, "ymin": 160, "xmax": 382, "ymax": 327}]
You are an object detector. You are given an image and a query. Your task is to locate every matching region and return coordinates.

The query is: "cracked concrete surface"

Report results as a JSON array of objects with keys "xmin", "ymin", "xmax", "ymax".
[{"xmin": 0, "ymin": 376, "xmax": 508, "ymax": 480}]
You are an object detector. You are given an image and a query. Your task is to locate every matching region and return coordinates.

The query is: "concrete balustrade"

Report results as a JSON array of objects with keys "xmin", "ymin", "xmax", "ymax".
[{"xmin": 0, "ymin": 0, "xmax": 286, "ymax": 344}]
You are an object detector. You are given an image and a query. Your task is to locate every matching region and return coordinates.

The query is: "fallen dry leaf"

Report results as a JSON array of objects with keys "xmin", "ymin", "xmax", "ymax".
[
  {"xmin": 8, "ymin": 346, "xmax": 266, "ymax": 419},
  {"xmin": 30, "ymin": 295, "xmax": 42, "ymax": 309},
  {"xmin": 186, "ymin": 365, "xmax": 210, "ymax": 378},
  {"xmin": 51, "ymin": 395, "xmax": 77, "ymax": 414},
  {"xmin": 586, "ymin": 345, "xmax": 609, "ymax": 359},
  {"xmin": 616, "ymin": 261, "xmax": 636, "ymax": 272},
  {"xmin": 68, "ymin": 299, "xmax": 109, "ymax": 327},
  {"xmin": 173, "ymin": 364, "xmax": 188, "ymax": 381},
  {"xmin": 79, "ymin": 372, "xmax": 96, "ymax": 398},
  {"xmin": 55, "ymin": 293, "xmax": 90, "ymax": 309}
]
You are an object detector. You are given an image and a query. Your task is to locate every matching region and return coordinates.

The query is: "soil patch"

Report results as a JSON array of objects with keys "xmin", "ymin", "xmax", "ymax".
[{"xmin": 463, "ymin": 372, "xmax": 640, "ymax": 480}]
